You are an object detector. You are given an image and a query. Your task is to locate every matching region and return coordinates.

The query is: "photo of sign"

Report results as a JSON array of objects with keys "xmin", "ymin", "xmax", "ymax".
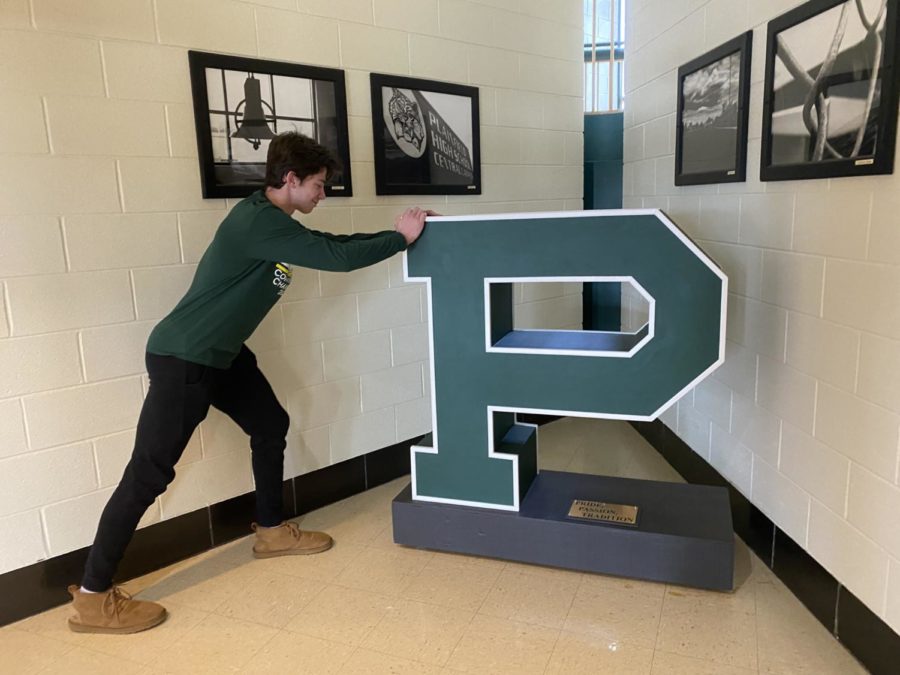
[{"xmin": 371, "ymin": 74, "xmax": 481, "ymax": 195}]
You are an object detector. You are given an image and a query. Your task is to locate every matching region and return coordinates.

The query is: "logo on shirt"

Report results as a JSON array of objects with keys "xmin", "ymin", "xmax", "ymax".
[{"xmin": 272, "ymin": 262, "xmax": 292, "ymax": 296}]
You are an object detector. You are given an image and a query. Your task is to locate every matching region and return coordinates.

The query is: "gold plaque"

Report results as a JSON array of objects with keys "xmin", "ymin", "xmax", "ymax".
[{"xmin": 567, "ymin": 499, "xmax": 639, "ymax": 526}]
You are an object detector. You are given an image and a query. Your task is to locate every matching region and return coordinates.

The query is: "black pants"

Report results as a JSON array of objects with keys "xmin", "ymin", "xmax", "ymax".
[{"xmin": 81, "ymin": 345, "xmax": 289, "ymax": 591}]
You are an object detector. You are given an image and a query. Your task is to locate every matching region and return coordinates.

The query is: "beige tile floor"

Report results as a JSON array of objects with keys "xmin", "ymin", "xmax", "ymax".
[{"xmin": 2, "ymin": 418, "xmax": 868, "ymax": 674}]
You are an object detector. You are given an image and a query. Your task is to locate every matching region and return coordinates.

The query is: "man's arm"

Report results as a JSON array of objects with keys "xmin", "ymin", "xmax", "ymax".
[
  {"xmin": 306, "ymin": 230, "xmax": 392, "ymax": 243},
  {"xmin": 242, "ymin": 207, "xmax": 429, "ymax": 272}
]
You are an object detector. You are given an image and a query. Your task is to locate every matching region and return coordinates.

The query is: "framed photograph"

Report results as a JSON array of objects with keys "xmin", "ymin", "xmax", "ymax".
[
  {"xmin": 675, "ymin": 31, "xmax": 753, "ymax": 186},
  {"xmin": 760, "ymin": 0, "xmax": 900, "ymax": 181},
  {"xmin": 370, "ymin": 73, "xmax": 481, "ymax": 195},
  {"xmin": 188, "ymin": 50, "xmax": 352, "ymax": 198}
]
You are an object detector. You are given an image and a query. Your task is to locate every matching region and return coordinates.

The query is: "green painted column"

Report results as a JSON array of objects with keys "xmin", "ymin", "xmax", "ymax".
[{"xmin": 583, "ymin": 112, "xmax": 624, "ymax": 331}]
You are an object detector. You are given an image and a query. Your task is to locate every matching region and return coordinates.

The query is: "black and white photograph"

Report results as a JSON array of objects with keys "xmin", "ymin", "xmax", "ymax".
[
  {"xmin": 188, "ymin": 51, "xmax": 353, "ymax": 198},
  {"xmin": 370, "ymin": 73, "xmax": 481, "ymax": 195},
  {"xmin": 761, "ymin": 0, "xmax": 900, "ymax": 181},
  {"xmin": 675, "ymin": 32, "xmax": 752, "ymax": 185}
]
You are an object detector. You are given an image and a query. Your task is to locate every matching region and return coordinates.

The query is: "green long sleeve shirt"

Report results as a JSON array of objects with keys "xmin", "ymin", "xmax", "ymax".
[{"xmin": 147, "ymin": 190, "xmax": 407, "ymax": 368}]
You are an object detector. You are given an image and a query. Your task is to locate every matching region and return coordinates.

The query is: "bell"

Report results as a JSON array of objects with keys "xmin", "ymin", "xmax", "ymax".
[{"xmin": 232, "ymin": 75, "xmax": 275, "ymax": 150}]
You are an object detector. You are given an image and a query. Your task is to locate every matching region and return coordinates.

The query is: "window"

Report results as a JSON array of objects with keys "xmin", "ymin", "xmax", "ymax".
[{"xmin": 584, "ymin": 0, "xmax": 625, "ymax": 113}]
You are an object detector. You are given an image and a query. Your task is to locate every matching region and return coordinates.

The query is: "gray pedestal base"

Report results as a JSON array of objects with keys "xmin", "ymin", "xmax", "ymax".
[{"xmin": 392, "ymin": 470, "xmax": 734, "ymax": 590}]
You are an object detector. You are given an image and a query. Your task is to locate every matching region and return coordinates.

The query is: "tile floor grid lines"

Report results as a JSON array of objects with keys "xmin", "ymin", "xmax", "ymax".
[{"xmin": 2, "ymin": 418, "xmax": 868, "ymax": 674}]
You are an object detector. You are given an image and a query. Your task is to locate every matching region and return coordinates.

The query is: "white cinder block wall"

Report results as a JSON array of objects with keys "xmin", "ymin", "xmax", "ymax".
[
  {"xmin": 0, "ymin": 0, "xmax": 583, "ymax": 576},
  {"xmin": 626, "ymin": 0, "xmax": 900, "ymax": 633}
]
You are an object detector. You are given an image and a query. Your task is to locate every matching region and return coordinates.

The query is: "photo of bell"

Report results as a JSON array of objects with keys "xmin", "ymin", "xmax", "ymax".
[{"xmin": 232, "ymin": 75, "xmax": 275, "ymax": 150}]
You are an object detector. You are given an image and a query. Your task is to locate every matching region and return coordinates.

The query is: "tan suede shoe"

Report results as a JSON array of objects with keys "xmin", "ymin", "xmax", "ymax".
[
  {"xmin": 67, "ymin": 585, "xmax": 167, "ymax": 634},
  {"xmin": 252, "ymin": 521, "xmax": 333, "ymax": 558}
]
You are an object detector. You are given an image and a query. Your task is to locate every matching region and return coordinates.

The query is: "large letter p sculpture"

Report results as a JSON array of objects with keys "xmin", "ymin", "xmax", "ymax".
[{"xmin": 392, "ymin": 209, "xmax": 732, "ymax": 590}]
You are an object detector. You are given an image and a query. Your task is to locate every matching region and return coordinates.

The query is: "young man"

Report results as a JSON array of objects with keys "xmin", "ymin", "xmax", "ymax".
[{"xmin": 67, "ymin": 132, "xmax": 429, "ymax": 634}]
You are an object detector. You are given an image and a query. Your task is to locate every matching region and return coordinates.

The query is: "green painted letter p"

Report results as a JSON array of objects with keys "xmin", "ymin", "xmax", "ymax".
[{"xmin": 406, "ymin": 211, "xmax": 726, "ymax": 510}]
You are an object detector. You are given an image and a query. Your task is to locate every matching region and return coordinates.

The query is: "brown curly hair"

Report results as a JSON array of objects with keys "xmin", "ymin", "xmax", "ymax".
[{"xmin": 264, "ymin": 132, "xmax": 341, "ymax": 188}]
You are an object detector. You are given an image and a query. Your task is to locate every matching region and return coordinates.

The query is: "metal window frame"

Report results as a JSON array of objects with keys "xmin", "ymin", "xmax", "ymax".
[
  {"xmin": 211, "ymin": 70, "xmax": 318, "ymax": 164},
  {"xmin": 584, "ymin": 0, "xmax": 625, "ymax": 114}
]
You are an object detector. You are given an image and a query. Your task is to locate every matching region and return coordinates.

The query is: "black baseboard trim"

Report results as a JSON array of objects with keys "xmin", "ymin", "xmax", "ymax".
[
  {"xmin": 0, "ymin": 435, "xmax": 419, "ymax": 628},
  {"xmin": 838, "ymin": 585, "xmax": 900, "ymax": 675},
  {"xmin": 8, "ymin": 418, "xmax": 898, "ymax": 674},
  {"xmin": 632, "ymin": 419, "xmax": 899, "ymax": 675}
]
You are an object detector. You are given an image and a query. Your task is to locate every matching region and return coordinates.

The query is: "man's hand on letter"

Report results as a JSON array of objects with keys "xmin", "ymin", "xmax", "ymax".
[{"xmin": 395, "ymin": 207, "xmax": 440, "ymax": 245}]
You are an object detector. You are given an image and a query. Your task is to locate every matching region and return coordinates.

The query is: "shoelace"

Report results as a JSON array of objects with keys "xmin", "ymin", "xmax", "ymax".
[
  {"xmin": 284, "ymin": 521, "xmax": 303, "ymax": 540},
  {"xmin": 101, "ymin": 586, "xmax": 133, "ymax": 618}
]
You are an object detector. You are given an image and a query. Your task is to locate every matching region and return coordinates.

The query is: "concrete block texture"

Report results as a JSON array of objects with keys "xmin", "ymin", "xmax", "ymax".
[
  {"xmin": 624, "ymin": 0, "xmax": 900, "ymax": 625},
  {"xmin": 0, "ymin": 0, "xmax": 584, "ymax": 577}
]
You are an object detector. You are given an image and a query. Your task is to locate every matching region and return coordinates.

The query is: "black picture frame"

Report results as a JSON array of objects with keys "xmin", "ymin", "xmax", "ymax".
[
  {"xmin": 760, "ymin": 0, "xmax": 900, "ymax": 181},
  {"xmin": 370, "ymin": 73, "xmax": 481, "ymax": 196},
  {"xmin": 675, "ymin": 31, "xmax": 753, "ymax": 186},
  {"xmin": 187, "ymin": 50, "xmax": 352, "ymax": 199}
]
